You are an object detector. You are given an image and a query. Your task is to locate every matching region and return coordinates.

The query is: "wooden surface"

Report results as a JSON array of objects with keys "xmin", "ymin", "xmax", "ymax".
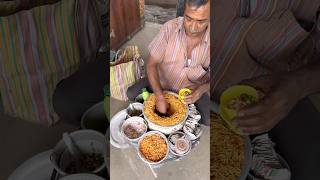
[
  {"xmin": 145, "ymin": 0, "xmax": 178, "ymax": 8},
  {"xmin": 110, "ymin": 0, "xmax": 141, "ymax": 50}
]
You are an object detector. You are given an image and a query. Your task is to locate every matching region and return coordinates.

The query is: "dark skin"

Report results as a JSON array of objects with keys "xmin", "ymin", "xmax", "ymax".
[
  {"xmin": 147, "ymin": 2, "xmax": 210, "ymax": 114},
  {"xmin": 229, "ymin": 12, "xmax": 320, "ymax": 135},
  {"xmin": 232, "ymin": 60, "xmax": 320, "ymax": 135}
]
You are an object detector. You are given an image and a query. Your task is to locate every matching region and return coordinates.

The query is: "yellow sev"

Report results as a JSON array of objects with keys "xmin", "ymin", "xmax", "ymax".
[
  {"xmin": 211, "ymin": 113, "xmax": 245, "ymax": 180},
  {"xmin": 144, "ymin": 93, "xmax": 186, "ymax": 126},
  {"xmin": 139, "ymin": 134, "xmax": 167, "ymax": 162}
]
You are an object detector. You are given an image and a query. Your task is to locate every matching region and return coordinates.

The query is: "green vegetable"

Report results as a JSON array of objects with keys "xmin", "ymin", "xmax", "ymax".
[
  {"xmin": 142, "ymin": 88, "xmax": 150, "ymax": 101},
  {"xmin": 241, "ymin": 93, "xmax": 255, "ymax": 104}
]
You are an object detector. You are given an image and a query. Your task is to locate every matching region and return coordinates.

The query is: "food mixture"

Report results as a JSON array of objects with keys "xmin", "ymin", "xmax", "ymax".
[
  {"xmin": 227, "ymin": 93, "xmax": 257, "ymax": 111},
  {"xmin": 65, "ymin": 153, "xmax": 104, "ymax": 174},
  {"xmin": 139, "ymin": 134, "xmax": 167, "ymax": 162},
  {"xmin": 123, "ymin": 122, "xmax": 146, "ymax": 139},
  {"xmin": 211, "ymin": 113, "xmax": 245, "ymax": 180},
  {"xmin": 144, "ymin": 93, "xmax": 187, "ymax": 126},
  {"xmin": 127, "ymin": 108, "xmax": 142, "ymax": 117}
]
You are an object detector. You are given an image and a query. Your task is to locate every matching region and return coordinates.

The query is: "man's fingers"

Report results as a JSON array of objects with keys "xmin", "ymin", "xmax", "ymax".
[
  {"xmin": 237, "ymin": 100, "xmax": 266, "ymax": 117},
  {"xmin": 240, "ymin": 77, "xmax": 266, "ymax": 89},
  {"xmin": 233, "ymin": 110, "xmax": 269, "ymax": 135},
  {"xmin": 240, "ymin": 76, "xmax": 275, "ymax": 93},
  {"xmin": 156, "ymin": 106, "xmax": 166, "ymax": 114},
  {"xmin": 183, "ymin": 99, "xmax": 193, "ymax": 104},
  {"xmin": 232, "ymin": 115, "xmax": 263, "ymax": 127},
  {"xmin": 241, "ymin": 127, "xmax": 263, "ymax": 135},
  {"xmin": 183, "ymin": 95, "xmax": 193, "ymax": 102},
  {"xmin": 237, "ymin": 115, "xmax": 273, "ymax": 135},
  {"xmin": 241, "ymin": 125, "xmax": 269, "ymax": 135},
  {"xmin": 184, "ymin": 94, "xmax": 193, "ymax": 99},
  {"xmin": 156, "ymin": 101, "xmax": 168, "ymax": 114}
]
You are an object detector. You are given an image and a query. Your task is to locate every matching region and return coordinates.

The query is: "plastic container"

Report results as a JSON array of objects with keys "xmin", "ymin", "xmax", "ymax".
[
  {"xmin": 121, "ymin": 116, "xmax": 147, "ymax": 143},
  {"xmin": 81, "ymin": 102, "xmax": 108, "ymax": 134},
  {"xmin": 126, "ymin": 103, "xmax": 144, "ymax": 118},
  {"xmin": 220, "ymin": 85, "xmax": 259, "ymax": 134},
  {"xmin": 50, "ymin": 130, "xmax": 107, "ymax": 177}
]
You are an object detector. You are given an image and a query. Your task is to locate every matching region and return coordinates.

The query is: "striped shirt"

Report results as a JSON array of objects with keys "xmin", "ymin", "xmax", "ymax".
[
  {"xmin": 148, "ymin": 17, "xmax": 210, "ymax": 93},
  {"xmin": 211, "ymin": 0, "xmax": 318, "ymax": 101}
]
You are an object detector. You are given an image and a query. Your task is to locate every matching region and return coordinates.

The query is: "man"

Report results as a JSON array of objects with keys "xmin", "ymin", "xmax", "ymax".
[
  {"xmin": 212, "ymin": 0, "xmax": 320, "ymax": 135},
  {"xmin": 53, "ymin": 57, "xmax": 108, "ymax": 126},
  {"xmin": 52, "ymin": 0, "xmax": 108, "ymax": 126},
  {"xmin": 127, "ymin": 0, "xmax": 210, "ymax": 125},
  {"xmin": 212, "ymin": 0, "xmax": 320, "ymax": 179}
]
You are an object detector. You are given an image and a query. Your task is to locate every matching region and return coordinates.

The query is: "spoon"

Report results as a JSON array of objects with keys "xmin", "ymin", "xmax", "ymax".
[{"xmin": 62, "ymin": 133, "xmax": 83, "ymax": 171}]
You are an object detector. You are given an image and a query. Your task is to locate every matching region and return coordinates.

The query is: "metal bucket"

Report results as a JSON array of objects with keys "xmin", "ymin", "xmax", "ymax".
[
  {"xmin": 81, "ymin": 101, "xmax": 108, "ymax": 134},
  {"xmin": 50, "ymin": 130, "xmax": 107, "ymax": 177}
]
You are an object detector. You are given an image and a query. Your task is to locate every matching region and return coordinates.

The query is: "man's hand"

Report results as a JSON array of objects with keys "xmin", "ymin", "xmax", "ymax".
[
  {"xmin": 233, "ymin": 74, "xmax": 304, "ymax": 135},
  {"xmin": 184, "ymin": 83, "xmax": 209, "ymax": 104},
  {"xmin": 156, "ymin": 94, "xmax": 169, "ymax": 114},
  {"xmin": 183, "ymin": 88, "xmax": 203, "ymax": 104},
  {"xmin": 147, "ymin": 55, "xmax": 169, "ymax": 114}
]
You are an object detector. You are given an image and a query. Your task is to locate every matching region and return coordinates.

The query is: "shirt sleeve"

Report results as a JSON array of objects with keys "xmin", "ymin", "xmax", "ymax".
[
  {"xmin": 148, "ymin": 21, "xmax": 171, "ymax": 63},
  {"xmin": 200, "ymin": 48, "xmax": 210, "ymax": 83},
  {"xmin": 246, "ymin": 10, "xmax": 308, "ymax": 72}
]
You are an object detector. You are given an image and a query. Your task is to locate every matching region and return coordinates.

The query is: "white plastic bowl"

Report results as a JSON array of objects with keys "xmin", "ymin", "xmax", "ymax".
[
  {"xmin": 126, "ymin": 103, "xmax": 144, "ymax": 118},
  {"xmin": 121, "ymin": 116, "xmax": 147, "ymax": 143},
  {"xmin": 50, "ymin": 130, "xmax": 107, "ymax": 176}
]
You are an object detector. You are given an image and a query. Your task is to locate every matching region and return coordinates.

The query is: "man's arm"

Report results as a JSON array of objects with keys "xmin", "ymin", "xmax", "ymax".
[
  {"xmin": 233, "ymin": 58, "xmax": 320, "ymax": 135},
  {"xmin": 232, "ymin": 17, "xmax": 320, "ymax": 134},
  {"xmin": 146, "ymin": 55, "xmax": 169, "ymax": 113},
  {"xmin": 184, "ymin": 82, "xmax": 210, "ymax": 104},
  {"xmin": 146, "ymin": 56, "xmax": 164, "ymax": 97},
  {"xmin": 200, "ymin": 82, "xmax": 210, "ymax": 95}
]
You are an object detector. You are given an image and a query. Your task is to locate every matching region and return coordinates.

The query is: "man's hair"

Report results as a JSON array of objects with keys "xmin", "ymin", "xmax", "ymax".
[{"xmin": 185, "ymin": 0, "xmax": 209, "ymax": 8}]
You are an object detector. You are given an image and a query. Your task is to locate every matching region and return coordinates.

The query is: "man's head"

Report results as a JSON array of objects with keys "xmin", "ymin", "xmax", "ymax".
[{"xmin": 184, "ymin": 0, "xmax": 210, "ymax": 38}]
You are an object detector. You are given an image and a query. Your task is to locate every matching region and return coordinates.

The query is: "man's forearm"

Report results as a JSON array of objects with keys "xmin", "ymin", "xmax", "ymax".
[
  {"xmin": 146, "ymin": 57, "xmax": 164, "ymax": 98},
  {"xmin": 199, "ymin": 83, "xmax": 210, "ymax": 95}
]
